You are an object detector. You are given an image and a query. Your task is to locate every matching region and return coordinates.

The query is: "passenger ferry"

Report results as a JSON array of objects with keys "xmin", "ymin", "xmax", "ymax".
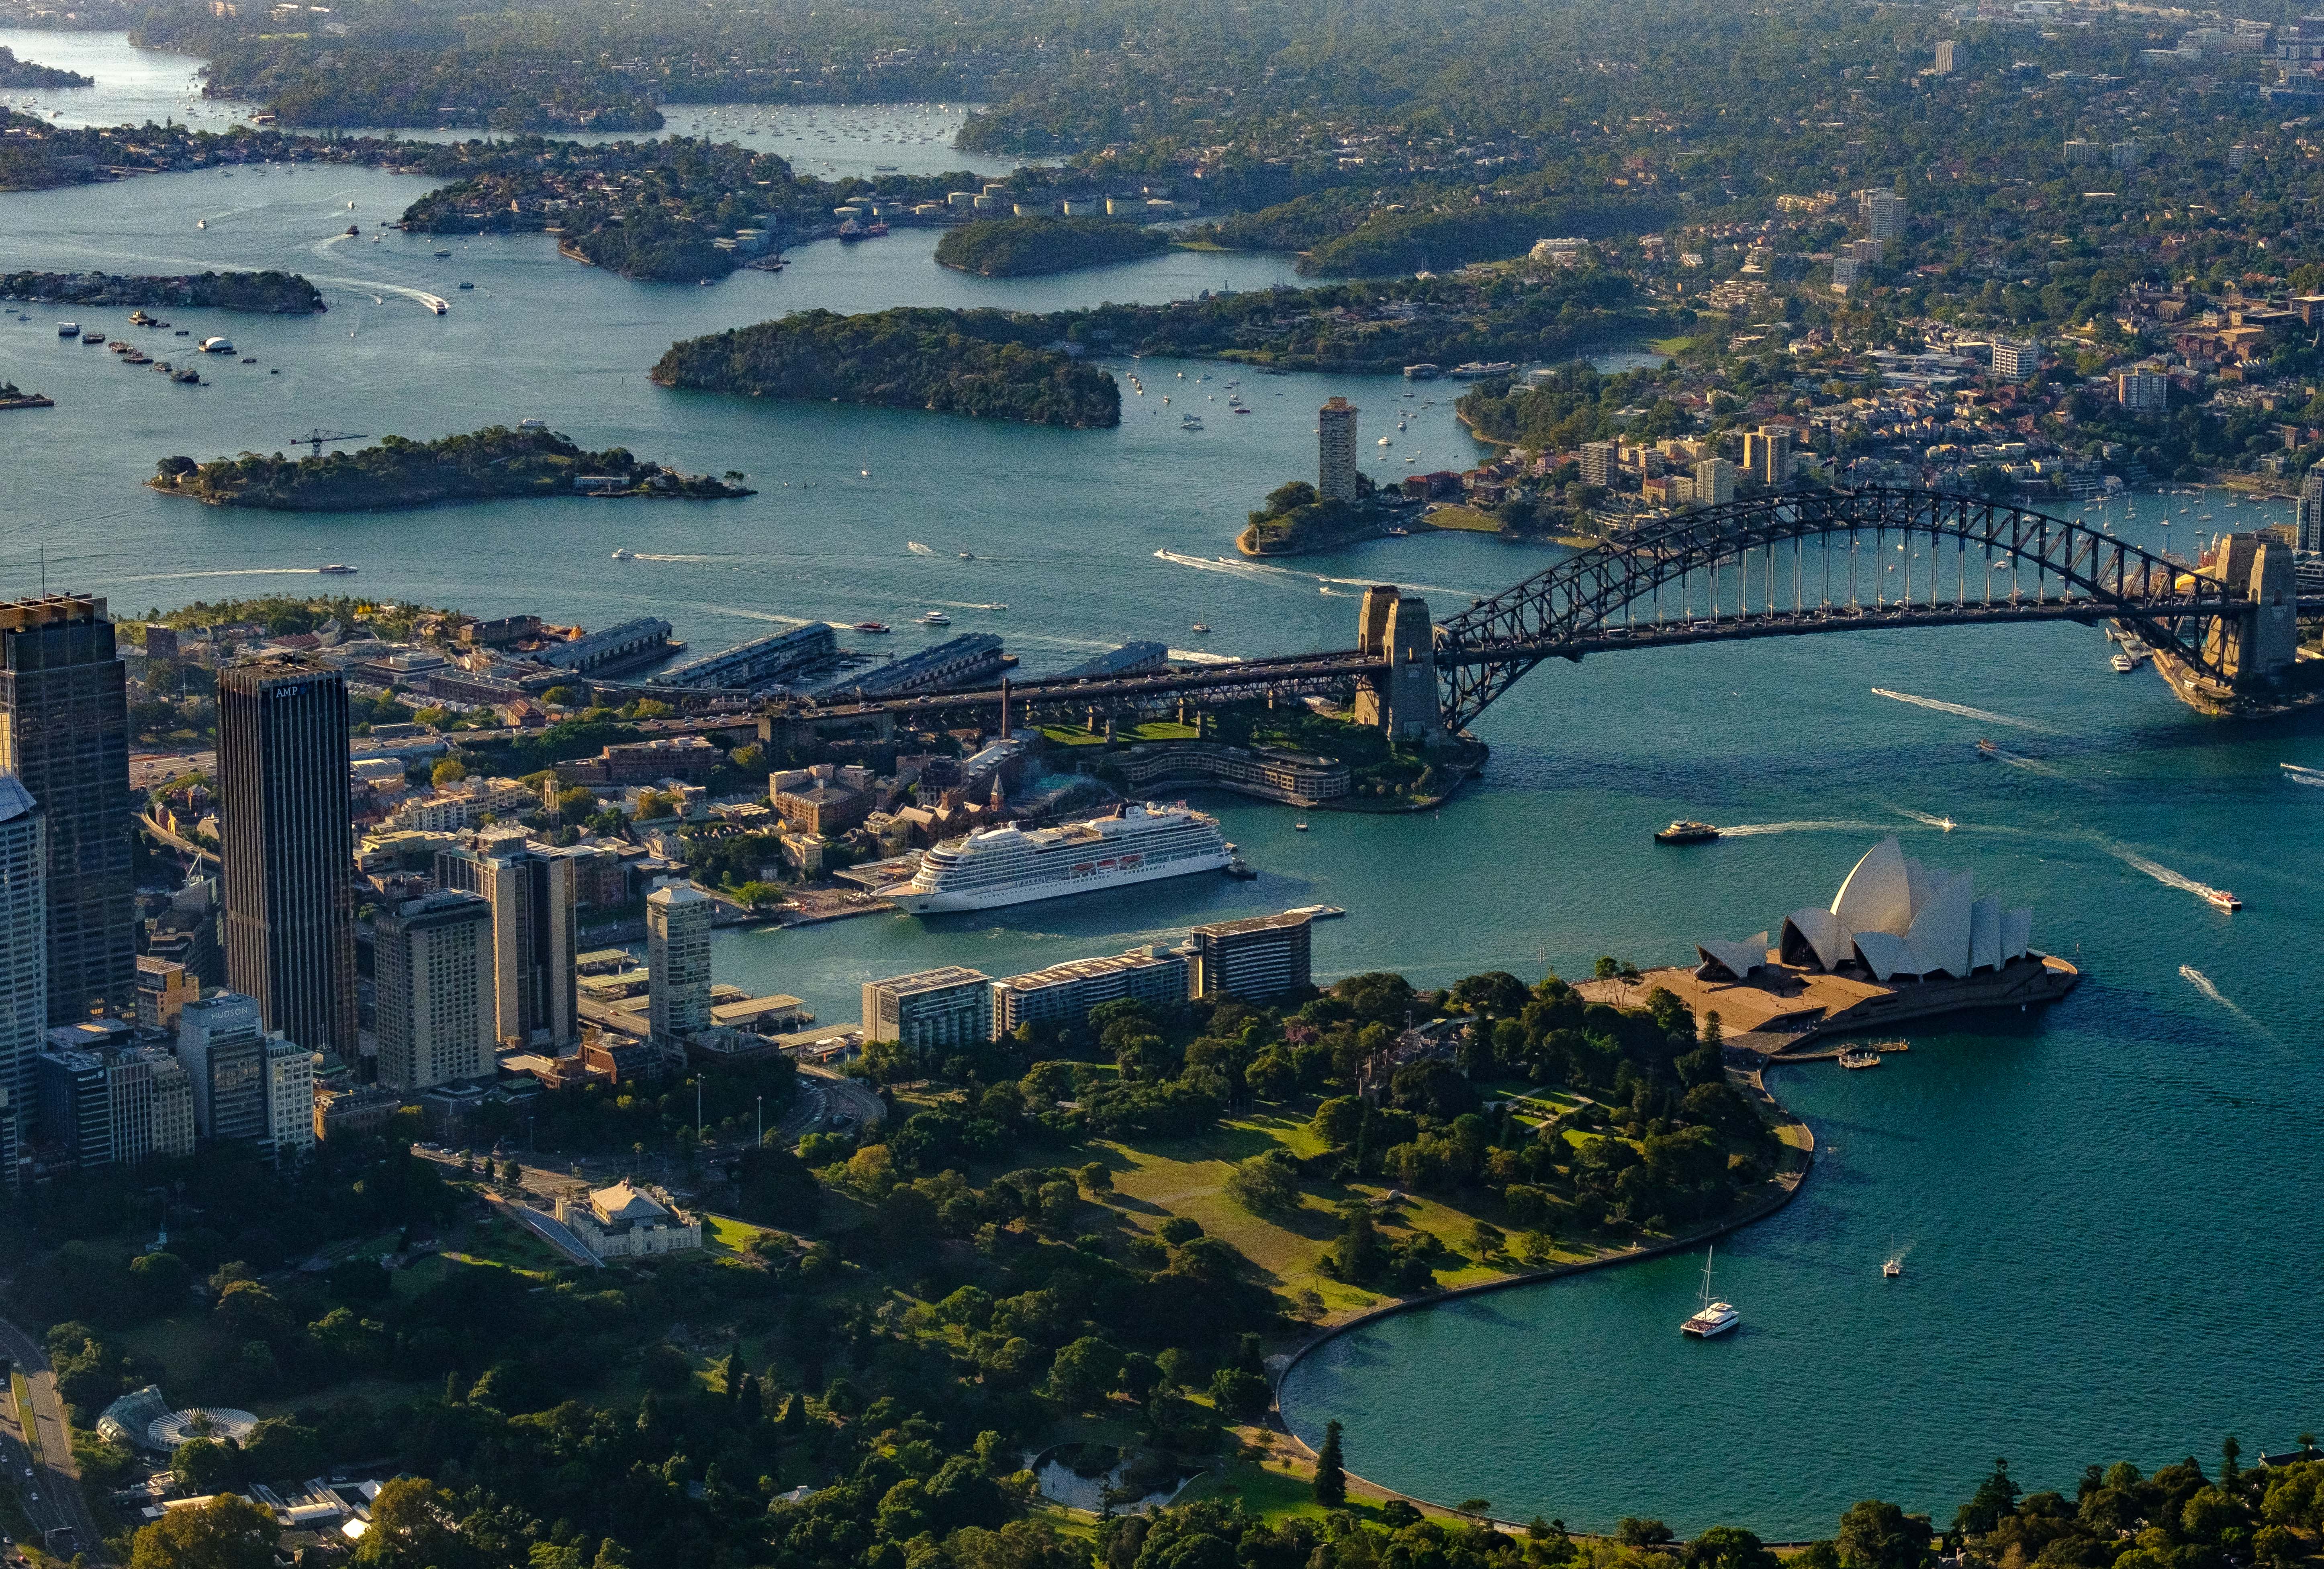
[
  {"xmin": 1654, "ymin": 820, "xmax": 1720, "ymax": 845},
  {"xmin": 881, "ymin": 802, "xmax": 1233, "ymax": 914}
]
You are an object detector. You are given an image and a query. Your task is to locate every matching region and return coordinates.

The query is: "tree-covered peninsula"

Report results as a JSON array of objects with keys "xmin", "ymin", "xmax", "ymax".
[
  {"xmin": 0, "ymin": 46, "xmax": 93, "ymax": 88},
  {"xmin": 652, "ymin": 307, "xmax": 1122, "ymax": 427},
  {"xmin": 0, "ymin": 269, "xmax": 325, "ymax": 313},
  {"xmin": 934, "ymin": 216, "xmax": 1172, "ymax": 277},
  {"xmin": 147, "ymin": 426, "xmax": 752, "ymax": 511}
]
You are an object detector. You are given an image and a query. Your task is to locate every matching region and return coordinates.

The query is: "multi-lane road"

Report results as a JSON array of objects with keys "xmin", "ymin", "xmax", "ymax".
[{"xmin": 0, "ymin": 1312, "xmax": 106, "ymax": 1562}]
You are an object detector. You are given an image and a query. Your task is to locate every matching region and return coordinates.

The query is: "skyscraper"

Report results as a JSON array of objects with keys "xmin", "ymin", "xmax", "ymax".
[
  {"xmin": 0, "ymin": 595, "xmax": 131, "ymax": 1023},
  {"xmin": 374, "ymin": 891, "xmax": 496, "ymax": 1090},
  {"xmin": 646, "ymin": 881, "xmax": 713, "ymax": 1047},
  {"xmin": 2298, "ymin": 465, "xmax": 2324, "ymax": 553},
  {"xmin": 436, "ymin": 839, "xmax": 579, "ymax": 1048},
  {"xmin": 0, "ymin": 775, "xmax": 45, "ymax": 1133},
  {"xmin": 1318, "ymin": 396, "xmax": 1360, "ymax": 503},
  {"xmin": 177, "ymin": 992, "xmax": 270, "ymax": 1143},
  {"xmin": 218, "ymin": 659, "xmax": 356, "ymax": 1060}
]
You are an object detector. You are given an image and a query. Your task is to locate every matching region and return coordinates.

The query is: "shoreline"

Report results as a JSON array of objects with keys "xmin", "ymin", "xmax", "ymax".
[{"xmin": 1264, "ymin": 1059, "xmax": 1818, "ymax": 1507}]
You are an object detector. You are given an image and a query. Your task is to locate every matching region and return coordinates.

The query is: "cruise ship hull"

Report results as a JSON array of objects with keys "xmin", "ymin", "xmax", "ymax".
[{"xmin": 886, "ymin": 850, "xmax": 1233, "ymax": 914}]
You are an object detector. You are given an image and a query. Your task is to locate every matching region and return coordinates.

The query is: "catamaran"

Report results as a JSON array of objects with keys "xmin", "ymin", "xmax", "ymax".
[{"xmin": 1680, "ymin": 1248, "xmax": 1739, "ymax": 1338}]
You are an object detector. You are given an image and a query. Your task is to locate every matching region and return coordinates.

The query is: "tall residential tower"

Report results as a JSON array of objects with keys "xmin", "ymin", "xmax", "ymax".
[
  {"xmin": 0, "ymin": 775, "xmax": 46, "ymax": 1135},
  {"xmin": 218, "ymin": 659, "xmax": 356, "ymax": 1059},
  {"xmin": 1318, "ymin": 397, "xmax": 1360, "ymax": 503},
  {"xmin": 0, "ymin": 595, "xmax": 131, "ymax": 1023}
]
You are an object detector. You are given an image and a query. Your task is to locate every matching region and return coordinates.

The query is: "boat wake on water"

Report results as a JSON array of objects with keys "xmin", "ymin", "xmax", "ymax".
[
  {"xmin": 1871, "ymin": 687, "xmax": 2054, "ymax": 732},
  {"xmin": 1168, "ymin": 647, "xmax": 1241, "ymax": 665},
  {"xmin": 2281, "ymin": 763, "xmax": 2324, "ymax": 788},
  {"xmin": 906, "ymin": 542, "xmax": 936, "ymax": 555},
  {"xmin": 1894, "ymin": 808, "xmax": 1957, "ymax": 831},
  {"xmin": 2111, "ymin": 845, "xmax": 2235, "ymax": 907},
  {"xmin": 1715, "ymin": 819, "xmax": 1882, "ymax": 837},
  {"xmin": 2179, "ymin": 966, "xmax": 2281, "ymax": 1044},
  {"xmin": 110, "ymin": 567, "xmax": 335, "ymax": 584}
]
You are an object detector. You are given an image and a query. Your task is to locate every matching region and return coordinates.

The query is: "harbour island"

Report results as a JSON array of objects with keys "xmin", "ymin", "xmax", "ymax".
[{"xmin": 147, "ymin": 425, "xmax": 755, "ymax": 511}]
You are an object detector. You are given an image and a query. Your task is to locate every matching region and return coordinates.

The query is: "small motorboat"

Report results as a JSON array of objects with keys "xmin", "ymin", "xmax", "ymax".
[
  {"xmin": 1838, "ymin": 1047, "xmax": 1883, "ymax": 1070},
  {"xmin": 920, "ymin": 611, "xmax": 950, "ymax": 626},
  {"xmin": 1977, "ymin": 738, "xmax": 1998, "ymax": 754},
  {"xmin": 317, "ymin": 563, "xmax": 357, "ymax": 575},
  {"xmin": 2205, "ymin": 889, "xmax": 2242, "ymax": 912},
  {"xmin": 1293, "ymin": 819, "xmax": 1309, "ymax": 832},
  {"xmin": 854, "ymin": 621, "xmax": 891, "ymax": 634},
  {"xmin": 959, "ymin": 551, "xmax": 974, "ymax": 560},
  {"xmin": 610, "ymin": 547, "xmax": 635, "ymax": 561}
]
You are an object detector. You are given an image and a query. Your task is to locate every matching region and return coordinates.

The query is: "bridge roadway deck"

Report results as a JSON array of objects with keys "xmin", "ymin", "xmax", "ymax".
[{"xmin": 776, "ymin": 591, "xmax": 2324, "ymax": 722}]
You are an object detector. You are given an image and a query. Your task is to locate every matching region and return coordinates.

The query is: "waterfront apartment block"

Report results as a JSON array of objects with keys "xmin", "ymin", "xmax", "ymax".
[
  {"xmin": 1188, "ymin": 910, "xmax": 1314, "ymax": 1000},
  {"xmin": 0, "ymin": 776, "xmax": 45, "ymax": 1139},
  {"xmin": 219, "ymin": 658, "xmax": 358, "ymax": 1059},
  {"xmin": 0, "ymin": 595, "xmax": 133, "ymax": 1024},
  {"xmin": 992, "ymin": 946, "xmax": 1192, "ymax": 1035},
  {"xmin": 1110, "ymin": 742, "xmax": 1351, "ymax": 806},
  {"xmin": 374, "ymin": 892, "xmax": 497, "ymax": 1090},
  {"xmin": 863, "ymin": 966, "xmax": 994, "ymax": 1049},
  {"xmin": 1318, "ymin": 397, "xmax": 1360, "ymax": 502},
  {"xmin": 646, "ymin": 882, "xmax": 714, "ymax": 1046}
]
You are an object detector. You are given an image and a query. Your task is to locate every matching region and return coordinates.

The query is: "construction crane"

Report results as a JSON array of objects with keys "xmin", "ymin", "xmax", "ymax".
[{"xmin": 293, "ymin": 428, "xmax": 367, "ymax": 457}]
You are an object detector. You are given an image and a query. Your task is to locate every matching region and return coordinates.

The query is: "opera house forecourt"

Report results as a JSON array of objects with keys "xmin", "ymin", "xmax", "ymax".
[{"xmin": 1624, "ymin": 837, "xmax": 2081, "ymax": 1050}]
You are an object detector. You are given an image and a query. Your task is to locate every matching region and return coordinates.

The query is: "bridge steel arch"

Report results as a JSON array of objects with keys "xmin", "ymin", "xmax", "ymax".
[{"xmin": 1432, "ymin": 487, "xmax": 2246, "ymax": 731}]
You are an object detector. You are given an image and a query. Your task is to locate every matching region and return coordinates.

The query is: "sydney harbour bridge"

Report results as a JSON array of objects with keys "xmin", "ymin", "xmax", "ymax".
[{"xmin": 764, "ymin": 488, "xmax": 2324, "ymax": 738}]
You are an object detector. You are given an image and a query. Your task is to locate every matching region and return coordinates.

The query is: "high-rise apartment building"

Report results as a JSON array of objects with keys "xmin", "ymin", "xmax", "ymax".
[
  {"xmin": 0, "ymin": 775, "xmax": 45, "ymax": 1137},
  {"xmin": 1318, "ymin": 397, "xmax": 1360, "ymax": 503},
  {"xmin": 1861, "ymin": 189, "xmax": 1906, "ymax": 241},
  {"xmin": 1934, "ymin": 39, "xmax": 1960, "ymax": 73},
  {"xmin": 218, "ymin": 659, "xmax": 356, "ymax": 1059},
  {"xmin": 863, "ymin": 966, "xmax": 995, "ymax": 1048},
  {"xmin": 992, "ymin": 947, "xmax": 1190, "ymax": 1036},
  {"xmin": 2116, "ymin": 366, "xmax": 2170, "ymax": 413},
  {"xmin": 436, "ymin": 840, "xmax": 579, "ymax": 1048},
  {"xmin": 646, "ymin": 882, "xmax": 713, "ymax": 1046},
  {"xmin": 1694, "ymin": 457, "xmax": 1739, "ymax": 507},
  {"xmin": 1579, "ymin": 440, "xmax": 1617, "ymax": 487},
  {"xmin": 1990, "ymin": 341, "xmax": 2035, "ymax": 380},
  {"xmin": 1187, "ymin": 910, "xmax": 1314, "ymax": 1000},
  {"xmin": 374, "ymin": 892, "xmax": 496, "ymax": 1090},
  {"xmin": 2298, "ymin": 465, "xmax": 2324, "ymax": 553},
  {"xmin": 0, "ymin": 595, "xmax": 131, "ymax": 1023},
  {"xmin": 177, "ymin": 992, "xmax": 271, "ymax": 1144},
  {"xmin": 1743, "ymin": 428, "xmax": 1793, "ymax": 487}
]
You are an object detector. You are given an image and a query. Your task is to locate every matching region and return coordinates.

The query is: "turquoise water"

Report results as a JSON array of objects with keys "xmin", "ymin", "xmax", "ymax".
[{"xmin": 4, "ymin": 40, "xmax": 2322, "ymax": 1535}]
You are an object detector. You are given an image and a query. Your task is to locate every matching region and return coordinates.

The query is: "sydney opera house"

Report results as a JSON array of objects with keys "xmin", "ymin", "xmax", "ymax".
[{"xmin": 1695, "ymin": 836, "xmax": 2035, "ymax": 985}]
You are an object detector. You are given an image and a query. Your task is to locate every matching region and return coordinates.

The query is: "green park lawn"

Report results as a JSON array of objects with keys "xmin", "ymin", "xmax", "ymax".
[
  {"xmin": 1039, "ymin": 720, "xmax": 1202, "ymax": 747},
  {"xmin": 1421, "ymin": 504, "xmax": 1501, "ymax": 532}
]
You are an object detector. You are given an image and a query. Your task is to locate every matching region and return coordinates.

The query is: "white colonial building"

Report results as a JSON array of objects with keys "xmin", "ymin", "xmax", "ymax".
[{"xmin": 554, "ymin": 1180, "xmax": 701, "ymax": 1260}]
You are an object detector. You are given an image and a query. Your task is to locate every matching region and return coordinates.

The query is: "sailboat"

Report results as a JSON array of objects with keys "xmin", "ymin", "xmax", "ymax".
[{"xmin": 1680, "ymin": 1247, "xmax": 1739, "ymax": 1337}]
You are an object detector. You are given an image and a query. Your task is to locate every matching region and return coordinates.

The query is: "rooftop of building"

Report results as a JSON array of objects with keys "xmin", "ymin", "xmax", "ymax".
[
  {"xmin": 1189, "ymin": 909, "xmax": 1314, "ymax": 939},
  {"xmin": 0, "ymin": 773, "xmax": 34, "ymax": 824},
  {"xmin": 871, "ymin": 965, "xmax": 992, "ymax": 996},
  {"xmin": 997, "ymin": 946, "xmax": 1184, "ymax": 989}
]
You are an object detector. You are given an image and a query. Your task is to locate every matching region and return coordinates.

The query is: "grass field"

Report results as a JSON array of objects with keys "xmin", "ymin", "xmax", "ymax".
[
  {"xmin": 1422, "ymin": 505, "xmax": 1502, "ymax": 533},
  {"xmin": 8, "ymin": 1374, "xmax": 37, "ymax": 1465},
  {"xmin": 703, "ymin": 1213, "xmax": 777, "ymax": 1256},
  {"xmin": 1089, "ymin": 1114, "xmax": 1521, "ymax": 1313},
  {"xmin": 1646, "ymin": 335, "xmax": 1693, "ymax": 355}
]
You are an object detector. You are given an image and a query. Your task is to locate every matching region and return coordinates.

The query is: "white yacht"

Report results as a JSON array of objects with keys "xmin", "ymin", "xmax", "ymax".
[
  {"xmin": 1680, "ymin": 1247, "xmax": 1739, "ymax": 1338},
  {"xmin": 610, "ymin": 547, "xmax": 635, "ymax": 561},
  {"xmin": 881, "ymin": 802, "xmax": 1233, "ymax": 914}
]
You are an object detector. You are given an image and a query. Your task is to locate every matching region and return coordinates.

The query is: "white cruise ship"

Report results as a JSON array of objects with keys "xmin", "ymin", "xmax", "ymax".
[{"xmin": 882, "ymin": 803, "xmax": 1233, "ymax": 914}]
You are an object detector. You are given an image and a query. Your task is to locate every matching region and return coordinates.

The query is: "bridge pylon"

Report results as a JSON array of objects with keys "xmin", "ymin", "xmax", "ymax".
[{"xmin": 1353, "ymin": 585, "xmax": 1446, "ymax": 744}]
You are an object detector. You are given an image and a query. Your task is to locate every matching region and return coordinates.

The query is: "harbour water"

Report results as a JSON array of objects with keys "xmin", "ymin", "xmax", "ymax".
[{"xmin": 4, "ymin": 35, "xmax": 2322, "ymax": 1538}]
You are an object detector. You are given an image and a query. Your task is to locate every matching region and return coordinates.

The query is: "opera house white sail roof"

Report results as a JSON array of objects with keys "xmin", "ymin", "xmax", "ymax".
[{"xmin": 1697, "ymin": 836, "xmax": 2033, "ymax": 984}]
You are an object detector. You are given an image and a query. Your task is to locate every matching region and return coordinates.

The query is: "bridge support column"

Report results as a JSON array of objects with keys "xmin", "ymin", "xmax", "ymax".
[
  {"xmin": 2201, "ymin": 535, "xmax": 2299, "ymax": 683},
  {"xmin": 1353, "ymin": 586, "xmax": 1447, "ymax": 745}
]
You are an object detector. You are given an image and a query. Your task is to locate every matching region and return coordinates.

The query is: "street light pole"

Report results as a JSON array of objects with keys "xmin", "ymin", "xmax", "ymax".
[{"xmin": 756, "ymin": 1095, "xmax": 762, "ymax": 1148}]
